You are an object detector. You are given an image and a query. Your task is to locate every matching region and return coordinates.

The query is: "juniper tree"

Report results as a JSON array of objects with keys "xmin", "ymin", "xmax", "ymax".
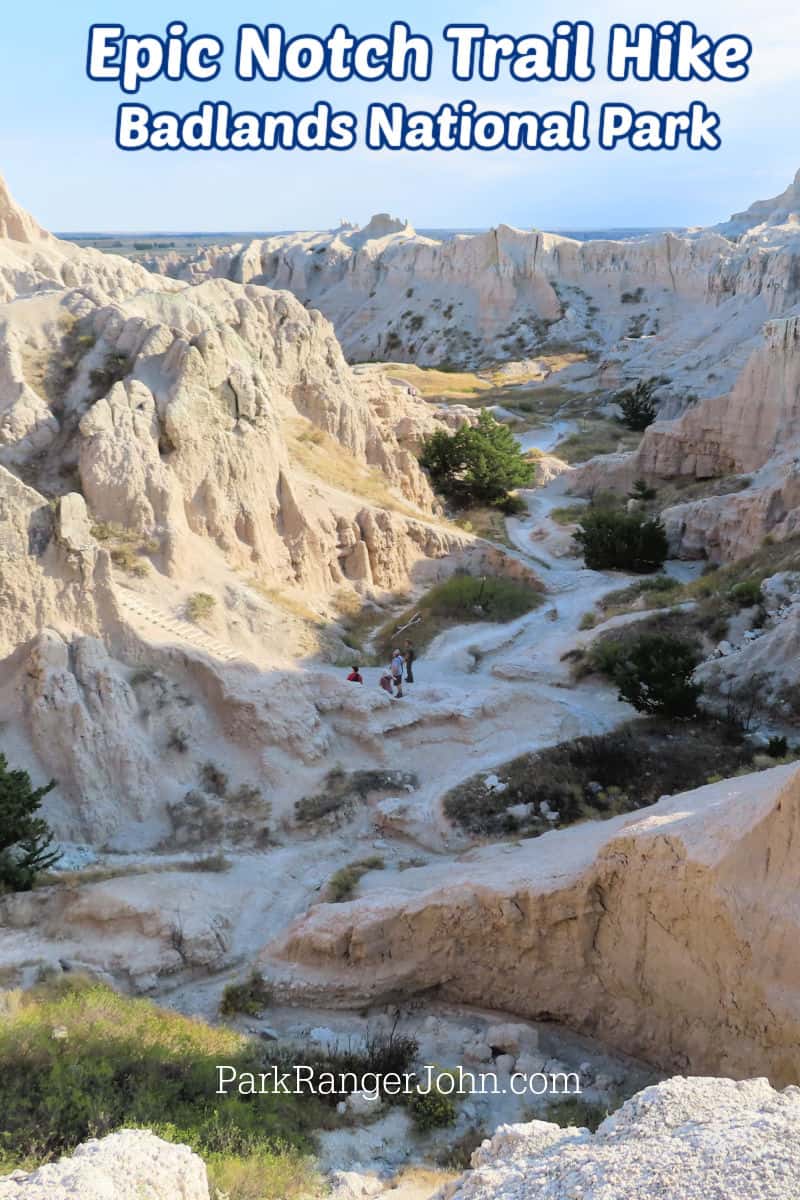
[{"xmin": 0, "ymin": 753, "xmax": 58, "ymax": 891}]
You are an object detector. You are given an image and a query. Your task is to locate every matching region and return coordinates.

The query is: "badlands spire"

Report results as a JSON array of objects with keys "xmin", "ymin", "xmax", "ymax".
[{"xmin": 0, "ymin": 173, "xmax": 50, "ymax": 242}]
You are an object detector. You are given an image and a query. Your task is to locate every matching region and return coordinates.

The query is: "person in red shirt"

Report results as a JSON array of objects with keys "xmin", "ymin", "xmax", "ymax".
[{"xmin": 347, "ymin": 665, "xmax": 363, "ymax": 683}]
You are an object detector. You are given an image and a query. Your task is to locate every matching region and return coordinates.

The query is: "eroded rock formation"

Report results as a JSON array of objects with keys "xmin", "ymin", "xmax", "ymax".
[{"xmin": 268, "ymin": 763, "xmax": 800, "ymax": 1085}]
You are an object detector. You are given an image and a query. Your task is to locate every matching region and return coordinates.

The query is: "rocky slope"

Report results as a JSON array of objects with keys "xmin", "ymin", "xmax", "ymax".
[
  {"xmin": 446, "ymin": 1076, "xmax": 800, "ymax": 1200},
  {"xmin": 0, "ymin": 174, "xmax": 519, "ymax": 849},
  {"xmin": 573, "ymin": 313, "xmax": 800, "ymax": 560},
  {"xmin": 266, "ymin": 762, "xmax": 800, "ymax": 1085}
]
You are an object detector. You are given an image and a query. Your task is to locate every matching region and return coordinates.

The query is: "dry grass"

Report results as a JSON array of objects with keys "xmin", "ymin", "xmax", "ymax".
[
  {"xmin": 286, "ymin": 418, "xmax": 423, "ymax": 518},
  {"xmin": 553, "ymin": 420, "xmax": 642, "ymax": 463},
  {"xmin": 249, "ymin": 578, "xmax": 326, "ymax": 627},
  {"xmin": 91, "ymin": 521, "xmax": 158, "ymax": 577},
  {"xmin": 377, "ymin": 362, "xmax": 494, "ymax": 401},
  {"xmin": 455, "ymin": 505, "xmax": 516, "ymax": 548}
]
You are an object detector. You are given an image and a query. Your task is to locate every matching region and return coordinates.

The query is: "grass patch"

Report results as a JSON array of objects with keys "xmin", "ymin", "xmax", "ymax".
[
  {"xmin": 372, "ymin": 573, "xmax": 544, "ymax": 660},
  {"xmin": 442, "ymin": 718, "xmax": 758, "ymax": 838},
  {"xmin": 287, "ymin": 418, "xmax": 423, "ymax": 518},
  {"xmin": 91, "ymin": 522, "xmax": 158, "ymax": 577},
  {"xmin": 550, "ymin": 504, "xmax": 586, "ymax": 526},
  {"xmin": 186, "ymin": 592, "xmax": 216, "ymax": 622},
  {"xmin": 0, "ymin": 976, "xmax": 329, "ymax": 1191},
  {"xmin": 454, "ymin": 505, "xmax": 516, "ymax": 548},
  {"xmin": 326, "ymin": 856, "xmax": 385, "ymax": 902},
  {"xmin": 553, "ymin": 419, "xmax": 642, "ymax": 464}
]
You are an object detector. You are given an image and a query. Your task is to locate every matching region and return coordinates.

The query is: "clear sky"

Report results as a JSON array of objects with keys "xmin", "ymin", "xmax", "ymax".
[{"xmin": 0, "ymin": 0, "xmax": 797, "ymax": 232}]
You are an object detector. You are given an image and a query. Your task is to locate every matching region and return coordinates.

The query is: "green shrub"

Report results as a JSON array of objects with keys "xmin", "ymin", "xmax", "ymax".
[
  {"xmin": 767, "ymin": 736, "xmax": 789, "ymax": 759},
  {"xmin": 617, "ymin": 379, "xmax": 658, "ymax": 431},
  {"xmin": 543, "ymin": 1097, "xmax": 609, "ymax": 1132},
  {"xmin": 420, "ymin": 409, "xmax": 535, "ymax": 506},
  {"xmin": 613, "ymin": 633, "xmax": 702, "ymax": 718},
  {"xmin": 728, "ymin": 579, "xmax": 763, "ymax": 608},
  {"xmin": 0, "ymin": 754, "xmax": 58, "ymax": 892},
  {"xmin": 628, "ymin": 478, "xmax": 657, "ymax": 501},
  {"xmin": 219, "ymin": 971, "xmax": 273, "ymax": 1017},
  {"xmin": 573, "ymin": 509, "xmax": 668, "ymax": 573},
  {"xmin": 497, "ymin": 492, "xmax": 528, "ymax": 516},
  {"xmin": 327, "ymin": 857, "xmax": 384, "ymax": 902},
  {"xmin": 408, "ymin": 1072, "xmax": 459, "ymax": 1132},
  {"xmin": 186, "ymin": 593, "xmax": 216, "ymax": 622}
]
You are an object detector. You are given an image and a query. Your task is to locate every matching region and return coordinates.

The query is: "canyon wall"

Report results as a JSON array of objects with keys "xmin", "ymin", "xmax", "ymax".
[{"xmin": 268, "ymin": 763, "xmax": 800, "ymax": 1086}]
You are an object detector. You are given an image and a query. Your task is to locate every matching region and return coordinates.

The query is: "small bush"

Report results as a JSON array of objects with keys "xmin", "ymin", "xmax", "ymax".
[
  {"xmin": 219, "ymin": 971, "xmax": 274, "ymax": 1017},
  {"xmin": 200, "ymin": 762, "xmax": 228, "ymax": 797},
  {"xmin": 613, "ymin": 633, "xmax": 702, "ymax": 718},
  {"xmin": 543, "ymin": 1097, "xmax": 609, "ymax": 1132},
  {"xmin": 728, "ymin": 579, "xmax": 763, "ymax": 608},
  {"xmin": 767, "ymin": 736, "xmax": 789, "ymax": 759},
  {"xmin": 617, "ymin": 379, "xmax": 658, "ymax": 431},
  {"xmin": 573, "ymin": 509, "xmax": 668, "ymax": 573},
  {"xmin": 327, "ymin": 857, "xmax": 384, "ymax": 902},
  {"xmin": 89, "ymin": 352, "xmax": 132, "ymax": 396},
  {"xmin": 628, "ymin": 478, "xmax": 657, "ymax": 502},
  {"xmin": 186, "ymin": 593, "xmax": 216, "ymax": 622},
  {"xmin": 408, "ymin": 1073, "xmax": 459, "ymax": 1132}
]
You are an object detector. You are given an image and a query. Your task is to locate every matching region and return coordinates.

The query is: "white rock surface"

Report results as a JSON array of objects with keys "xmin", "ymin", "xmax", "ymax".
[
  {"xmin": 444, "ymin": 1077, "xmax": 800, "ymax": 1200},
  {"xmin": 0, "ymin": 1130, "xmax": 209, "ymax": 1200}
]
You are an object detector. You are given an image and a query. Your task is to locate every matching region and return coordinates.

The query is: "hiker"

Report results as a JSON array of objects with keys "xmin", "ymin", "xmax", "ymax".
[
  {"xmin": 391, "ymin": 648, "xmax": 405, "ymax": 698},
  {"xmin": 379, "ymin": 670, "xmax": 394, "ymax": 697},
  {"xmin": 347, "ymin": 665, "xmax": 363, "ymax": 684},
  {"xmin": 404, "ymin": 639, "xmax": 416, "ymax": 684}
]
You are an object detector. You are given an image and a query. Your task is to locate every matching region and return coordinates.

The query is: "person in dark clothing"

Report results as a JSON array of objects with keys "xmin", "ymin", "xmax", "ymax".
[
  {"xmin": 347, "ymin": 666, "xmax": 363, "ymax": 683},
  {"xmin": 404, "ymin": 640, "xmax": 416, "ymax": 683}
]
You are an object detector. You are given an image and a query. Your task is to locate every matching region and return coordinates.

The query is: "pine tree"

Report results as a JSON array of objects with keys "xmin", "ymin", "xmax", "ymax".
[
  {"xmin": 420, "ymin": 409, "xmax": 535, "ymax": 506},
  {"xmin": 617, "ymin": 379, "xmax": 658, "ymax": 431},
  {"xmin": 0, "ymin": 753, "xmax": 58, "ymax": 891}
]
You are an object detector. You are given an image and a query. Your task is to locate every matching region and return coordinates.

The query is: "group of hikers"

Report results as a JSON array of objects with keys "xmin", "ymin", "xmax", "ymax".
[{"xmin": 346, "ymin": 640, "xmax": 415, "ymax": 699}]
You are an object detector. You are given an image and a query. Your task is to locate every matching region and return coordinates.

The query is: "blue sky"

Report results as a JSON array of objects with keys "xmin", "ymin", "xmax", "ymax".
[{"xmin": 0, "ymin": 0, "xmax": 797, "ymax": 231}]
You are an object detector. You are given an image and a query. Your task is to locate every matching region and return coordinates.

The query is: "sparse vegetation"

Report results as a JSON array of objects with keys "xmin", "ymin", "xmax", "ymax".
[
  {"xmin": 573, "ymin": 509, "xmax": 668, "ymax": 573},
  {"xmin": 553, "ymin": 419, "xmax": 642, "ymax": 463},
  {"xmin": 0, "ymin": 754, "xmax": 58, "ymax": 893},
  {"xmin": 294, "ymin": 768, "xmax": 418, "ymax": 825},
  {"xmin": 219, "ymin": 971, "xmax": 274, "ymax": 1017},
  {"xmin": 186, "ymin": 592, "xmax": 216, "ymax": 622},
  {"xmin": 326, "ymin": 856, "xmax": 385, "ymax": 902},
  {"xmin": 443, "ymin": 719, "xmax": 758, "ymax": 838},
  {"xmin": 91, "ymin": 521, "xmax": 158, "ymax": 576}
]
